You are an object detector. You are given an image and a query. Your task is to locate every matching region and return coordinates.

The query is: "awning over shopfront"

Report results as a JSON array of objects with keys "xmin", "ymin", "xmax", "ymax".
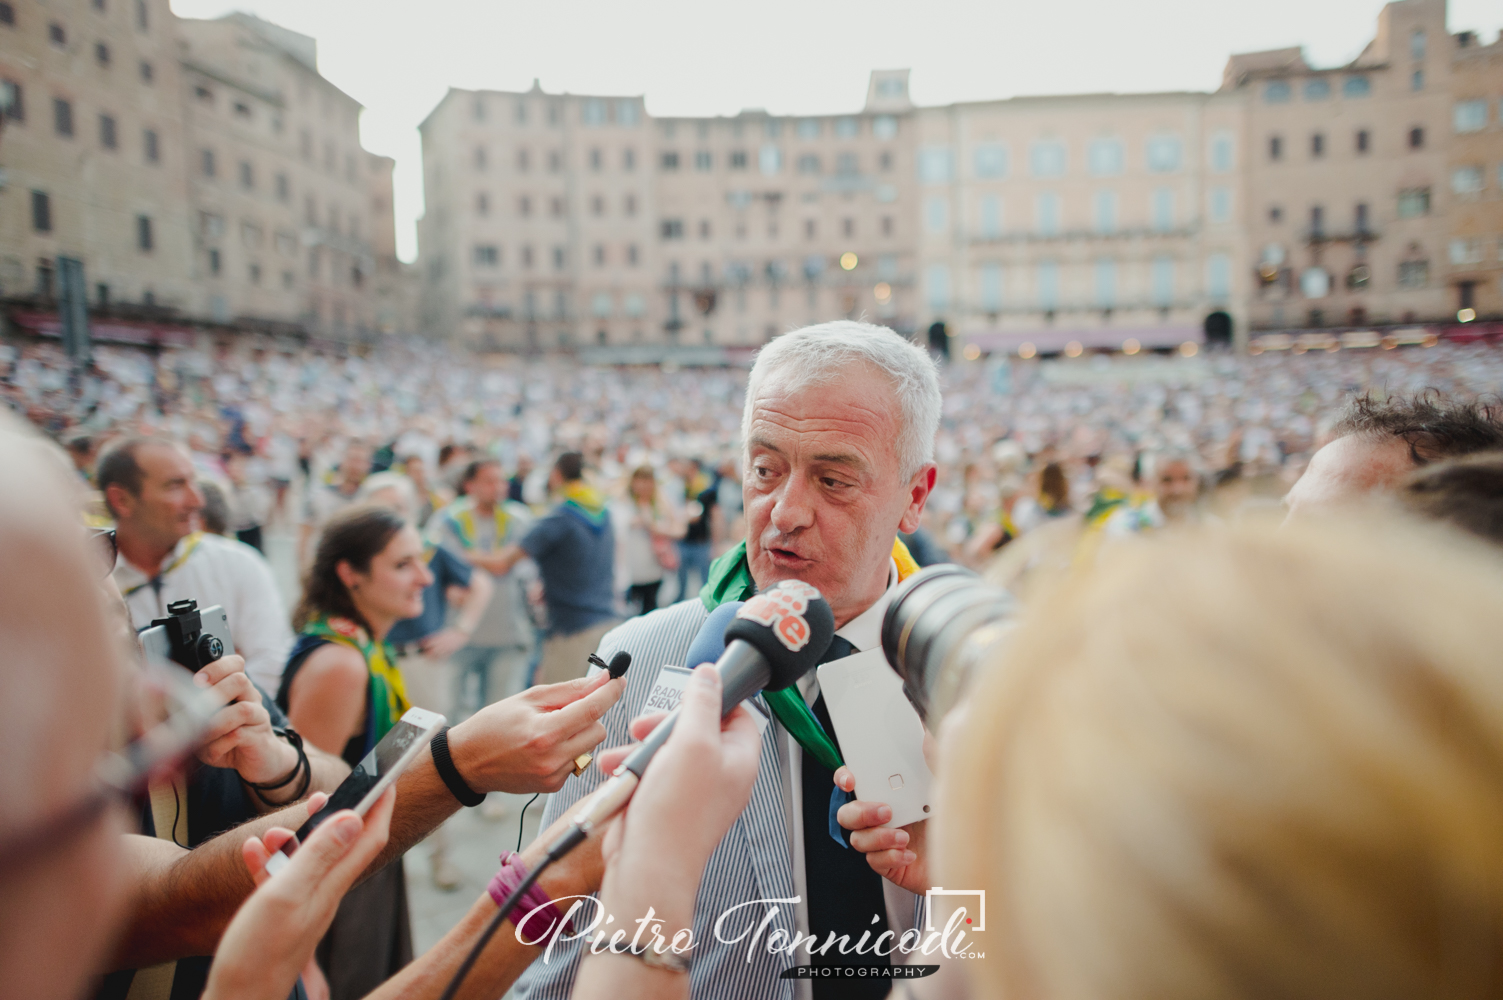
[{"xmin": 9, "ymin": 309, "xmax": 196, "ymax": 348}]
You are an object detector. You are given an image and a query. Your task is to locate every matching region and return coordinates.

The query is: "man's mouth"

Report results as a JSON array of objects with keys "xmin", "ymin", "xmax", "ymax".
[{"xmin": 765, "ymin": 545, "xmax": 814, "ymax": 567}]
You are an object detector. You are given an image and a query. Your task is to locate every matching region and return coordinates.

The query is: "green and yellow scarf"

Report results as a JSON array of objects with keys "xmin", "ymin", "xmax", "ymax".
[
  {"xmin": 561, "ymin": 480, "xmax": 609, "ymax": 528},
  {"xmin": 699, "ymin": 538, "xmax": 919, "ymax": 770},
  {"xmin": 302, "ymin": 615, "xmax": 410, "ymax": 744}
]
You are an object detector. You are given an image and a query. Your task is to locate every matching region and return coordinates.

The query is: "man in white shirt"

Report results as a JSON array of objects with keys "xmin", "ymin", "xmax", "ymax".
[{"xmin": 99, "ymin": 437, "xmax": 294, "ymax": 694}]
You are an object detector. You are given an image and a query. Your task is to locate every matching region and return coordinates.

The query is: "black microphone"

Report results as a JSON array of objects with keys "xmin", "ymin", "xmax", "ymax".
[{"xmin": 549, "ymin": 580, "xmax": 835, "ymax": 852}]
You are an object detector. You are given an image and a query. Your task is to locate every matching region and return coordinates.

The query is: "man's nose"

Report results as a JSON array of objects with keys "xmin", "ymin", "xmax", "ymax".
[{"xmin": 769, "ymin": 475, "xmax": 816, "ymax": 534}]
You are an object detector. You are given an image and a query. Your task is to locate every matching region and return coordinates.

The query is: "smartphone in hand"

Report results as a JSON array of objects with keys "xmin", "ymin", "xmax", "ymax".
[{"xmin": 264, "ymin": 707, "xmax": 446, "ymax": 876}]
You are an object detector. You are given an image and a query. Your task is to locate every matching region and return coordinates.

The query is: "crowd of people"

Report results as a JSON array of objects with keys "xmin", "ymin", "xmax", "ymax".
[{"xmin": 8, "ymin": 319, "xmax": 1503, "ymax": 1000}]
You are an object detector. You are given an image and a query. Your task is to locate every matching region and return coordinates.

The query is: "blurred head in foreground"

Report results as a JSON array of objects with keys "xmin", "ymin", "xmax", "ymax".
[
  {"xmin": 1396, "ymin": 451, "xmax": 1503, "ymax": 546},
  {"xmin": 1284, "ymin": 393, "xmax": 1503, "ymax": 519},
  {"xmin": 945, "ymin": 513, "xmax": 1503, "ymax": 1000},
  {"xmin": 0, "ymin": 413, "xmax": 127, "ymax": 1000}
]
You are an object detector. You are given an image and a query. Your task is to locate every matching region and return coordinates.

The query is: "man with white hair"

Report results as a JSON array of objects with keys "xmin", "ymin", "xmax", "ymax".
[{"xmin": 514, "ymin": 321, "xmax": 940, "ymax": 1000}]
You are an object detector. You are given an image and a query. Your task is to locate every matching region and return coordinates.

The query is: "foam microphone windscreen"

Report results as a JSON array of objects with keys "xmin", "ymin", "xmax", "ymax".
[
  {"xmin": 685, "ymin": 601, "xmax": 744, "ymax": 672},
  {"xmin": 723, "ymin": 581, "xmax": 836, "ymax": 691}
]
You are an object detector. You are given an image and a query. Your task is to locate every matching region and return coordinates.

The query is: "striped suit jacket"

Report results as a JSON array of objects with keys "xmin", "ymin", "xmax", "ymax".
[{"xmin": 513, "ymin": 597, "xmax": 915, "ymax": 1000}]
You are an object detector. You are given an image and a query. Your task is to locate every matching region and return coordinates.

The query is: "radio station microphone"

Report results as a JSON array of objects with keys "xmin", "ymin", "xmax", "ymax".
[
  {"xmin": 437, "ymin": 580, "xmax": 834, "ymax": 1000},
  {"xmin": 547, "ymin": 579, "xmax": 835, "ymax": 855}
]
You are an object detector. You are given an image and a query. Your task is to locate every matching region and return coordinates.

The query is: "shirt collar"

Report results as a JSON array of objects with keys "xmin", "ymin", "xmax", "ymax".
[{"xmin": 835, "ymin": 558, "xmax": 900, "ymax": 653}]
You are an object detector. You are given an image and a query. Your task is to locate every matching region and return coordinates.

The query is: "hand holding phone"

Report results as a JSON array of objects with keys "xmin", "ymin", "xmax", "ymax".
[{"xmin": 263, "ymin": 707, "xmax": 445, "ymax": 876}]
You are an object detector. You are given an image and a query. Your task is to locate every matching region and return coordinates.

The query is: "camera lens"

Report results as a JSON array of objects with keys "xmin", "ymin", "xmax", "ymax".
[{"xmin": 198, "ymin": 635, "xmax": 224, "ymax": 664}]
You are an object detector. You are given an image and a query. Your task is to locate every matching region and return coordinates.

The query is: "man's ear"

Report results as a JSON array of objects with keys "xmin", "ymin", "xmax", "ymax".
[
  {"xmin": 103, "ymin": 483, "xmax": 133, "ymax": 521},
  {"xmin": 898, "ymin": 464, "xmax": 937, "ymax": 535}
]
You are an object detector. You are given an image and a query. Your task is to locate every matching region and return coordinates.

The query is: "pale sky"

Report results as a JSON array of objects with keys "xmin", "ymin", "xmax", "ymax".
[{"xmin": 169, "ymin": 0, "xmax": 1502, "ymax": 264}]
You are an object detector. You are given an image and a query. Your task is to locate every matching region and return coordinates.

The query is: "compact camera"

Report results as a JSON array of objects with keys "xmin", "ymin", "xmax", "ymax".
[{"xmin": 139, "ymin": 599, "xmax": 236, "ymax": 671}]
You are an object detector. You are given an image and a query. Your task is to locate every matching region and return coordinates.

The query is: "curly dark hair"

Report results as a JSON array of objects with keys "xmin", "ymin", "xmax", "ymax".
[
  {"xmin": 1333, "ymin": 392, "xmax": 1503, "ymax": 467},
  {"xmin": 1398, "ymin": 452, "xmax": 1503, "ymax": 545},
  {"xmin": 292, "ymin": 504, "xmax": 406, "ymax": 633}
]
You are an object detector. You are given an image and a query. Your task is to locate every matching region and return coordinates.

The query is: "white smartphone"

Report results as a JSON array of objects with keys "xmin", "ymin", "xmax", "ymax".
[
  {"xmin": 264, "ymin": 707, "xmax": 446, "ymax": 876},
  {"xmin": 817, "ymin": 647, "xmax": 935, "ymax": 829}
]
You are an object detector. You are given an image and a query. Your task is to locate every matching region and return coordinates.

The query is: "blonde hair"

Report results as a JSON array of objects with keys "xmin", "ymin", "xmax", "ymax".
[{"xmin": 944, "ymin": 515, "xmax": 1503, "ymax": 1000}]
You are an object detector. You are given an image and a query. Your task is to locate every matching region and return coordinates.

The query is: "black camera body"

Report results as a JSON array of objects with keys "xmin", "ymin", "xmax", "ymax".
[{"xmin": 140, "ymin": 599, "xmax": 235, "ymax": 671}]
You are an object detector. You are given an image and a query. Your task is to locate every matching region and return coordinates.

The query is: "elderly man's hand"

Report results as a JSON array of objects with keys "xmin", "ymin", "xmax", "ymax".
[
  {"xmin": 193, "ymin": 654, "xmax": 301, "ymax": 790},
  {"xmin": 833, "ymin": 765, "xmax": 928, "ymax": 895}
]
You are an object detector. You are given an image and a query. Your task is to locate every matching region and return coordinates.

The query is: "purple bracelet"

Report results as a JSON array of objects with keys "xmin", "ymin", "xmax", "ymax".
[{"xmin": 488, "ymin": 851, "xmax": 575, "ymax": 944}]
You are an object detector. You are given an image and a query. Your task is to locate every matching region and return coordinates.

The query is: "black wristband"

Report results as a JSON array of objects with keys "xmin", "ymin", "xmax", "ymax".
[
  {"xmin": 431, "ymin": 727, "xmax": 485, "ymax": 807},
  {"xmin": 250, "ymin": 728, "xmax": 310, "ymax": 806}
]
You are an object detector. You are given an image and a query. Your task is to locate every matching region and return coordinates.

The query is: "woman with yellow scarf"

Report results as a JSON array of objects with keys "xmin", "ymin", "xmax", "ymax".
[{"xmin": 276, "ymin": 504, "xmax": 433, "ymax": 1000}]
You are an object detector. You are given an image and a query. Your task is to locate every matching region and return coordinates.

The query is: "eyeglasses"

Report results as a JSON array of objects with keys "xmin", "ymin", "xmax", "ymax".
[
  {"xmin": 91, "ymin": 527, "xmax": 118, "ymax": 579},
  {"xmin": 0, "ymin": 653, "xmax": 221, "ymax": 869}
]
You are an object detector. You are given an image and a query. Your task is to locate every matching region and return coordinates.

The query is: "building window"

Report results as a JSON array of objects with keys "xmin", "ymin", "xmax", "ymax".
[
  {"xmin": 239, "ymin": 161, "xmax": 253, "ymax": 189},
  {"xmin": 1411, "ymin": 70, "xmax": 1424, "ymax": 92},
  {"xmin": 914, "ymin": 147, "xmax": 953, "ymax": 184},
  {"xmin": 1036, "ymin": 260, "xmax": 1059, "ymax": 309},
  {"xmin": 623, "ymin": 148, "xmax": 636, "ymax": 171},
  {"xmin": 1206, "ymin": 134, "xmax": 1233, "ymax": 173},
  {"xmin": 1146, "ymin": 135, "xmax": 1182, "ymax": 173},
  {"xmin": 803, "ymin": 219, "xmax": 816, "ymax": 240},
  {"xmin": 1396, "ymin": 187, "xmax": 1431, "ymax": 217},
  {"xmin": 699, "ymin": 219, "xmax": 711, "ymax": 240},
  {"xmin": 927, "ymin": 263, "xmax": 950, "ymax": 311},
  {"xmin": 695, "ymin": 150, "xmax": 712, "ymax": 171},
  {"xmin": 591, "ymin": 292, "xmax": 612, "ymax": 319},
  {"xmin": 473, "ymin": 146, "xmax": 486, "ymax": 171},
  {"xmin": 661, "ymin": 150, "xmax": 680, "ymax": 170},
  {"xmin": 99, "ymin": 113, "xmax": 117, "ymax": 149},
  {"xmin": 473, "ymin": 245, "xmax": 498, "ymax": 266},
  {"xmin": 1398, "ymin": 259, "xmax": 1428, "ymax": 288},
  {"xmin": 1, "ymin": 80, "xmax": 23, "ymax": 121},
  {"xmin": 1152, "ymin": 188, "xmax": 1174, "ymax": 231},
  {"xmin": 1410, "ymin": 28, "xmax": 1426, "ymax": 61},
  {"xmin": 979, "ymin": 195, "xmax": 1002, "ymax": 239},
  {"xmin": 1356, "ymin": 129, "xmax": 1370, "ymax": 154},
  {"xmin": 879, "ymin": 151, "xmax": 892, "ymax": 172},
  {"xmin": 275, "ymin": 172, "xmax": 289, "ymax": 201},
  {"xmin": 873, "ymin": 115, "xmax": 897, "ymax": 140},
  {"xmin": 592, "ymin": 244, "xmax": 605, "ymax": 266},
  {"xmin": 624, "ymin": 194, "xmax": 637, "ymax": 216},
  {"xmin": 797, "ymin": 118, "xmax": 821, "ymax": 139},
  {"xmin": 1264, "ymin": 80, "xmax": 1291, "ymax": 103},
  {"xmin": 548, "ymin": 150, "xmax": 561, "ymax": 172},
  {"xmin": 1152, "ymin": 256, "xmax": 1174, "ymax": 306},
  {"xmin": 588, "ymin": 147, "xmax": 601, "ymax": 171},
  {"xmin": 1206, "ymin": 253, "xmax": 1231, "ymax": 300},
  {"xmin": 661, "ymin": 218, "xmax": 684, "ymax": 240},
  {"xmin": 521, "ymin": 245, "xmax": 533, "ymax": 268},
  {"xmin": 1454, "ymin": 100, "xmax": 1488, "ymax": 133},
  {"xmin": 1408, "ymin": 126, "xmax": 1424, "ymax": 149},
  {"xmin": 248, "ymin": 263, "xmax": 261, "ymax": 284},
  {"xmin": 1085, "ymin": 138, "xmax": 1122, "ymax": 176},
  {"xmin": 53, "ymin": 98, "xmax": 74, "ymax": 137},
  {"xmin": 550, "ymin": 196, "xmax": 564, "ymax": 217},
  {"xmin": 95, "ymin": 41, "xmax": 110, "ymax": 66},
  {"xmin": 728, "ymin": 150, "xmax": 747, "ymax": 170},
  {"xmin": 797, "ymin": 153, "xmax": 821, "ymax": 175},
  {"xmin": 1309, "ymin": 205, "xmax": 1324, "ymax": 237},
  {"xmin": 135, "ymin": 0, "xmax": 147, "ymax": 30},
  {"xmin": 31, "ymin": 190, "xmax": 52, "ymax": 232},
  {"xmin": 882, "ymin": 216, "xmax": 893, "ymax": 237},
  {"xmin": 518, "ymin": 195, "xmax": 531, "ymax": 217},
  {"xmin": 836, "ymin": 152, "xmax": 858, "ymax": 176},
  {"xmin": 143, "ymin": 128, "xmax": 158, "ymax": 162},
  {"xmin": 1343, "ymin": 75, "xmax": 1371, "ymax": 98},
  {"xmin": 516, "ymin": 148, "xmax": 530, "ymax": 171},
  {"xmin": 926, "ymin": 196, "xmax": 949, "ymax": 235},
  {"xmin": 1269, "ymin": 205, "xmax": 1283, "ymax": 223},
  {"xmin": 1209, "ymin": 187, "xmax": 1231, "ymax": 224},
  {"xmin": 136, "ymin": 214, "xmax": 153, "ymax": 251},
  {"xmin": 139, "ymin": 60, "xmax": 153, "ymax": 83},
  {"xmin": 1094, "ymin": 258, "xmax": 1117, "ymax": 308},
  {"xmin": 552, "ymin": 246, "xmax": 565, "ymax": 269},
  {"xmin": 627, "ymin": 244, "xmax": 639, "ymax": 266},
  {"xmin": 617, "ymin": 100, "xmax": 640, "ymax": 126},
  {"xmin": 1029, "ymin": 141, "xmax": 1066, "ymax": 178},
  {"xmin": 0, "ymin": 4, "xmax": 13, "ymax": 26},
  {"xmin": 980, "ymin": 263, "xmax": 1003, "ymax": 312},
  {"xmin": 1303, "ymin": 78, "xmax": 1330, "ymax": 100},
  {"xmin": 1452, "ymin": 166, "xmax": 1485, "ymax": 196},
  {"xmin": 834, "ymin": 116, "xmax": 858, "ymax": 138},
  {"xmin": 1449, "ymin": 239, "xmax": 1485, "ymax": 265},
  {"xmin": 581, "ymin": 99, "xmax": 606, "ymax": 126},
  {"xmin": 974, "ymin": 143, "xmax": 1008, "ymax": 178},
  {"xmin": 1354, "ymin": 202, "xmax": 1369, "ymax": 233},
  {"xmin": 48, "ymin": 21, "xmax": 65, "ymax": 45},
  {"xmin": 1035, "ymin": 193, "xmax": 1061, "ymax": 236},
  {"xmin": 759, "ymin": 145, "xmax": 782, "ymax": 175},
  {"xmin": 201, "ymin": 148, "xmax": 215, "ymax": 177},
  {"xmin": 1093, "ymin": 190, "xmax": 1118, "ymax": 233},
  {"xmin": 1310, "ymin": 133, "xmax": 1324, "ymax": 157},
  {"xmin": 208, "ymin": 248, "xmax": 221, "ymax": 275},
  {"xmin": 1268, "ymin": 135, "xmax": 1282, "ymax": 160}
]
